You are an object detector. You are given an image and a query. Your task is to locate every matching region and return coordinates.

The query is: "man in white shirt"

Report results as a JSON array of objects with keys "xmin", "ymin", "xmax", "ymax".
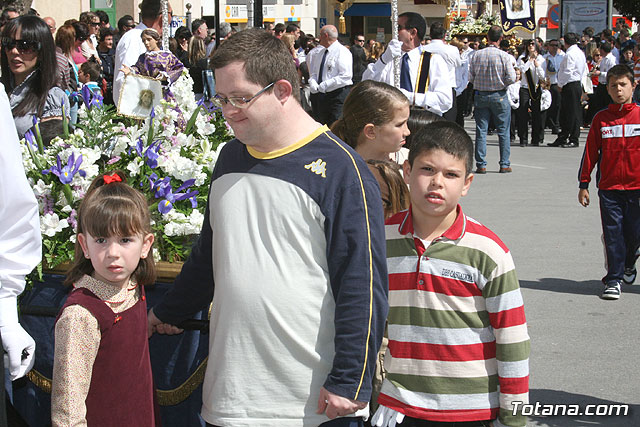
[
  {"xmin": 362, "ymin": 12, "xmax": 451, "ymax": 116},
  {"xmin": 307, "ymin": 25, "xmax": 353, "ymax": 125},
  {"xmin": 544, "ymin": 39, "xmax": 565, "ymax": 134},
  {"xmin": 113, "ymin": 0, "xmax": 170, "ymax": 107},
  {"xmin": 550, "ymin": 32, "xmax": 587, "ymax": 148},
  {"xmin": 0, "ymin": 84, "xmax": 41, "ymax": 427},
  {"xmin": 424, "ymin": 21, "xmax": 461, "ymax": 121}
]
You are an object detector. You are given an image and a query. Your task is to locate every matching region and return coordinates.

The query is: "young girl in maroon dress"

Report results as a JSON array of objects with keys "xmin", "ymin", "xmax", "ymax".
[{"xmin": 51, "ymin": 171, "xmax": 159, "ymax": 426}]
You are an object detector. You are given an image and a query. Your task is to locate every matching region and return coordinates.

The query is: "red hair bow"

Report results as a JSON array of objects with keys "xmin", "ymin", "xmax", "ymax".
[{"xmin": 103, "ymin": 173, "xmax": 122, "ymax": 184}]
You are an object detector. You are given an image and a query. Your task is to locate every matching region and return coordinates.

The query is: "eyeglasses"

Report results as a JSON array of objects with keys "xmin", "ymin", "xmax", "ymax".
[
  {"xmin": 1, "ymin": 37, "xmax": 41, "ymax": 54},
  {"xmin": 356, "ymin": 39, "xmax": 365, "ymax": 43},
  {"xmin": 549, "ymin": 44, "xmax": 559, "ymax": 47},
  {"xmin": 212, "ymin": 82, "xmax": 275, "ymax": 109},
  {"xmin": 90, "ymin": 22, "xmax": 101, "ymax": 27}
]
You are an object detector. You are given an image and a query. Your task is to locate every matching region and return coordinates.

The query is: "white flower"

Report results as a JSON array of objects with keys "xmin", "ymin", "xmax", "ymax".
[
  {"xmin": 33, "ymin": 179, "xmax": 52, "ymax": 197},
  {"xmin": 40, "ymin": 213, "xmax": 69, "ymax": 237},
  {"xmin": 127, "ymin": 159, "xmax": 144, "ymax": 176}
]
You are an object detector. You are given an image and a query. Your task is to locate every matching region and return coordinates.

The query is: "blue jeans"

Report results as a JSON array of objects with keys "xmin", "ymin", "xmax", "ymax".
[{"xmin": 473, "ymin": 90, "xmax": 511, "ymax": 168}]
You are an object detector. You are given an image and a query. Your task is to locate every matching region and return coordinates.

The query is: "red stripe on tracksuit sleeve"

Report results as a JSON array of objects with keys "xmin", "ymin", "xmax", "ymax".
[{"xmin": 389, "ymin": 340, "xmax": 496, "ymax": 362}]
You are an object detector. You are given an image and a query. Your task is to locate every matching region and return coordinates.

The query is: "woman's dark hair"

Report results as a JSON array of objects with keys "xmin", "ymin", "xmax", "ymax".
[
  {"xmin": 175, "ymin": 25, "xmax": 192, "ymax": 42},
  {"xmin": 72, "ymin": 20, "xmax": 89, "ymax": 41},
  {"xmin": 65, "ymin": 170, "xmax": 156, "ymax": 287},
  {"xmin": 1, "ymin": 15, "xmax": 59, "ymax": 117}
]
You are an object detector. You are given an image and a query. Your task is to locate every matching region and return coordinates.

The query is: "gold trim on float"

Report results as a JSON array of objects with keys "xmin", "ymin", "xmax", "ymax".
[{"xmin": 26, "ymin": 357, "xmax": 209, "ymax": 406}]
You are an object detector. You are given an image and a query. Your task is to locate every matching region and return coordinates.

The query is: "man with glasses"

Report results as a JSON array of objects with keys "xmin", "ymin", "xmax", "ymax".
[
  {"xmin": 350, "ymin": 34, "xmax": 367, "ymax": 84},
  {"xmin": 148, "ymin": 28, "xmax": 388, "ymax": 427},
  {"xmin": 113, "ymin": 0, "xmax": 171, "ymax": 107},
  {"xmin": 544, "ymin": 39, "xmax": 565, "ymax": 134},
  {"xmin": 307, "ymin": 24, "xmax": 353, "ymax": 125},
  {"xmin": 362, "ymin": 12, "xmax": 451, "ymax": 116}
]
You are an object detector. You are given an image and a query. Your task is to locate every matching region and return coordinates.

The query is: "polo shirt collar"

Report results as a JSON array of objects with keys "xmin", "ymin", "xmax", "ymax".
[{"xmin": 397, "ymin": 204, "xmax": 467, "ymax": 241}]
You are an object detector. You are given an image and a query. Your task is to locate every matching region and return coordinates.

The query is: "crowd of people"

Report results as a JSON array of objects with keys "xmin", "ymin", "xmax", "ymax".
[{"xmin": 1, "ymin": 1, "xmax": 639, "ymax": 427}]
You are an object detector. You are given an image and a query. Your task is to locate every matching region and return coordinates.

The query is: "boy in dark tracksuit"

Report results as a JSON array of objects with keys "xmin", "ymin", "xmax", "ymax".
[{"xmin": 578, "ymin": 64, "xmax": 640, "ymax": 300}]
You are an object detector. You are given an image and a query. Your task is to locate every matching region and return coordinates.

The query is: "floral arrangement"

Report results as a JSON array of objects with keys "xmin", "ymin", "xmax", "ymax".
[
  {"xmin": 21, "ymin": 71, "xmax": 232, "ymax": 270},
  {"xmin": 449, "ymin": 12, "xmax": 501, "ymax": 36}
]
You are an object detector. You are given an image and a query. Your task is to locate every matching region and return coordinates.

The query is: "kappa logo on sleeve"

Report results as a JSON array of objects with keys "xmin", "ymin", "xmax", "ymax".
[
  {"xmin": 601, "ymin": 125, "xmax": 623, "ymax": 139},
  {"xmin": 304, "ymin": 159, "xmax": 327, "ymax": 178}
]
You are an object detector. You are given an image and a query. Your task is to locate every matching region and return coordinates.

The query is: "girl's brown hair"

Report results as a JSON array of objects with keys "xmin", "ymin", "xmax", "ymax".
[
  {"xmin": 366, "ymin": 160, "xmax": 410, "ymax": 219},
  {"xmin": 331, "ymin": 80, "xmax": 409, "ymax": 149},
  {"xmin": 64, "ymin": 171, "xmax": 156, "ymax": 287}
]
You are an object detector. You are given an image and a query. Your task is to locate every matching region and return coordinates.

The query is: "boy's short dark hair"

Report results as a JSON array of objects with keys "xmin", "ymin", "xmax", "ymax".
[
  {"xmin": 606, "ymin": 64, "xmax": 634, "ymax": 86},
  {"xmin": 80, "ymin": 61, "xmax": 102, "ymax": 81},
  {"xmin": 408, "ymin": 121, "xmax": 474, "ymax": 175}
]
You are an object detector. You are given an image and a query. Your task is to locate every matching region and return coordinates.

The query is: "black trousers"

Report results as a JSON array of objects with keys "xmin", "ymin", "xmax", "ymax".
[
  {"xmin": 558, "ymin": 81, "xmax": 583, "ymax": 145},
  {"xmin": 517, "ymin": 87, "xmax": 543, "ymax": 144},
  {"xmin": 395, "ymin": 416, "xmax": 492, "ymax": 427},
  {"xmin": 310, "ymin": 85, "xmax": 351, "ymax": 126},
  {"xmin": 443, "ymin": 88, "xmax": 458, "ymax": 122},
  {"xmin": 546, "ymin": 83, "xmax": 561, "ymax": 131},
  {"xmin": 591, "ymin": 83, "xmax": 612, "ymax": 118},
  {"xmin": 455, "ymin": 86, "xmax": 472, "ymax": 127}
]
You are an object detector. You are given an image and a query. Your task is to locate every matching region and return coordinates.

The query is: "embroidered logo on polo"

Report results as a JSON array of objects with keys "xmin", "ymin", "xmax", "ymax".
[
  {"xmin": 441, "ymin": 268, "xmax": 473, "ymax": 283},
  {"xmin": 305, "ymin": 159, "xmax": 327, "ymax": 178}
]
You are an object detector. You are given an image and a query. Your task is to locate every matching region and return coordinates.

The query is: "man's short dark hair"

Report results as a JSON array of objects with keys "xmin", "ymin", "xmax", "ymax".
[
  {"xmin": 408, "ymin": 121, "xmax": 474, "ymax": 175},
  {"xmin": 286, "ymin": 23, "xmax": 299, "ymax": 33},
  {"xmin": 619, "ymin": 28, "xmax": 630, "ymax": 38},
  {"xmin": 583, "ymin": 27, "xmax": 595, "ymax": 37},
  {"xmin": 98, "ymin": 27, "xmax": 114, "ymax": 42},
  {"xmin": 487, "ymin": 25, "xmax": 502, "ymax": 43},
  {"xmin": 139, "ymin": 0, "xmax": 162, "ymax": 21},
  {"xmin": 430, "ymin": 21, "xmax": 446, "ymax": 40},
  {"xmin": 600, "ymin": 40, "xmax": 612, "ymax": 53},
  {"xmin": 499, "ymin": 39, "xmax": 510, "ymax": 50},
  {"xmin": 564, "ymin": 32, "xmax": 579, "ymax": 46},
  {"xmin": 606, "ymin": 64, "xmax": 634, "ymax": 86},
  {"xmin": 1, "ymin": 7, "xmax": 18, "ymax": 27},
  {"xmin": 117, "ymin": 15, "xmax": 134, "ymax": 32},
  {"xmin": 399, "ymin": 12, "xmax": 426, "ymax": 41},
  {"xmin": 95, "ymin": 10, "xmax": 109, "ymax": 25},
  {"xmin": 274, "ymin": 23, "xmax": 285, "ymax": 34},
  {"xmin": 191, "ymin": 19, "xmax": 205, "ymax": 34},
  {"xmin": 210, "ymin": 28, "xmax": 300, "ymax": 101}
]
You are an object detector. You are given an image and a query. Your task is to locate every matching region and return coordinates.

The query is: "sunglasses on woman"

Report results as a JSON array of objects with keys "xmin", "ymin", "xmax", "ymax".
[{"xmin": 1, "ymin": 37, "xmax": 41, "ymax": 54}]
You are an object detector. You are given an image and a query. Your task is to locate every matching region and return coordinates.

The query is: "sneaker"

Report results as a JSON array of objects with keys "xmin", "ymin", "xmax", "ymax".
[
  {"xmin": 601, "ymin": 282, "xmax": 621, "ymax": 300},
  {"xmin": 623, "ymin": 268, "xmax": 637, "ymax": 285}
]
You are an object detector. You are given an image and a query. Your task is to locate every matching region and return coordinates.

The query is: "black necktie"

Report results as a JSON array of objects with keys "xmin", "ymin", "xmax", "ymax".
[{"xmin": 318, "ymin": 49, "xmax": 328, "ymax": 84}]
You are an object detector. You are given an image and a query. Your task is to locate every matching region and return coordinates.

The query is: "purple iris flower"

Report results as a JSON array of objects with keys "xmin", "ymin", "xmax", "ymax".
[
  {"xmin": 156, "ymin": 180, "xmax": 199, "ymax": 214},
  {"xmin": 81, "ymin": 85, "xmax": 104, "ymax": 109},
  {"xmin": 145, "ymin": 141, "xmax": 160, "ymax": 169},
  {"xmin": 43, "ymin": 153, "xmax": 86, "ymax": 184},
  {"xmin": 24, "ymin": 129, "xmax": 38, "ymax": 149}
]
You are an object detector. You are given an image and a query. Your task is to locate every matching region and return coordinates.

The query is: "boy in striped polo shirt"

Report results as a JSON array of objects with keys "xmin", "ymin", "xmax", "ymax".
[{"xmin": 372, "ymin": 121, "xmax": 530, "ymax": 427}]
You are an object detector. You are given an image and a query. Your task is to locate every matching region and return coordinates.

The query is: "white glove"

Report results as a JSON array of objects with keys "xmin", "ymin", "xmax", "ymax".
[
  {"xmin": 381, "ymin": 39, "xmax": 403, "ymax": 64},
  {"xmin": 309, "ymin": 79, "xmax": 319, "ymax": 93},
  {"xmin": 0, "ymin": 297, "xmax": 36, "ymax": 381},
  {"xmin": 399, "ymin": 88, "xmax": 415, "ymax": 105},
  {"xmin": 371, "ymin": 405, "xmax": 405, "ymax": 427}
]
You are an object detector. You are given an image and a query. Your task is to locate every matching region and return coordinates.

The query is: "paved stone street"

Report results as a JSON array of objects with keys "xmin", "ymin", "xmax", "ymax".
[{"xmin": 459, "ymin": 118, "xmax": 640, "ymax": 426}]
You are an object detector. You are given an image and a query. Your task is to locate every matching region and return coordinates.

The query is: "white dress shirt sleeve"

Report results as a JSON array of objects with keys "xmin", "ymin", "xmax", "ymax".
[
  {"xmin": 0, "ymin": 84, "xmax": 41, "ymax": 302},
  {"xmin": 113, "ymin": 26, "xmax": 146, "ymax": 107},
  {"xmin": 362, "ymin": 57, "xmax": 393, "ymax": 85},
  {"xmin": 411, "ymin": 53, "xmax": 453, "ymax": 115},
  {"xmin": 318, "ymin": 44, "xmax": 353, "ymax": 93}
]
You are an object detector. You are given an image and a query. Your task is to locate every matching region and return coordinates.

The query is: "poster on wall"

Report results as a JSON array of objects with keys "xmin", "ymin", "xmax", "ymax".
[
  {"xmin": 561, "ymin": 0, "xmax": 608, "ymax": 35},
  {"xmin": 498, "ymin": 0, "xmax": 536, "ymax": 33}
]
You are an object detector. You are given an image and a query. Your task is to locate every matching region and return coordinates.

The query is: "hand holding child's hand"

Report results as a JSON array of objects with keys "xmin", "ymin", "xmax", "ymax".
[
  {"xmin": 147, "ymin": 308, "xmax": 184, "ymax": 337},
  {"xmin": 578, "ymin": 188, "xmax": 590, "ymax": 207},
  {"xmin": 316, "ymin": 387, "xmax": 366, "ymax": 419}
]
